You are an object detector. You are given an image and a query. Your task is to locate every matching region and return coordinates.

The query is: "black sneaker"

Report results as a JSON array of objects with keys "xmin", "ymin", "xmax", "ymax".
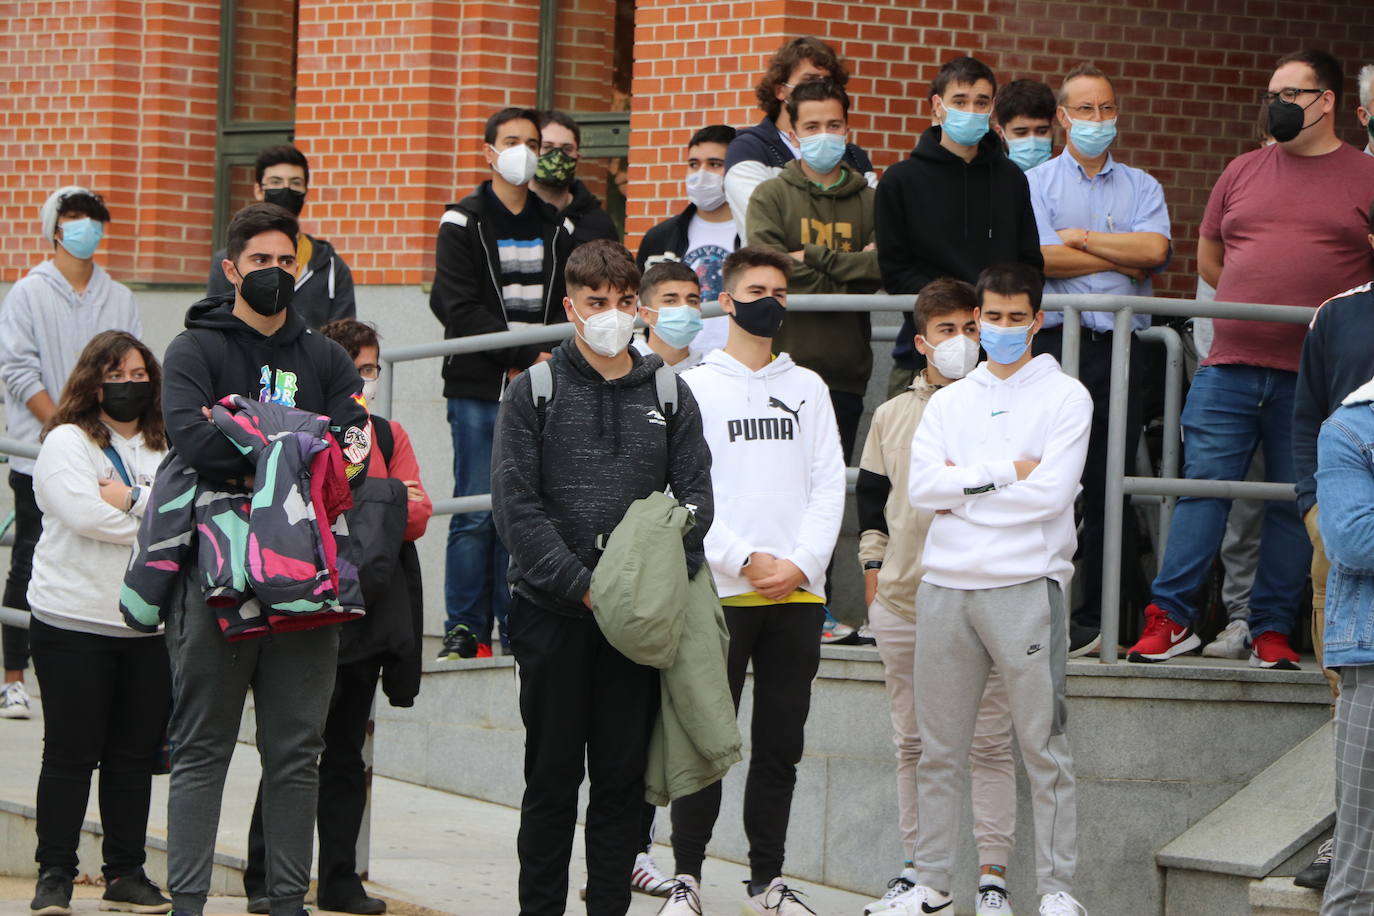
[
  {"xmin": 101, "ymin": 871, "xmax": 172, "ymax": 913},
  {"xmin": 316, "ymin": 895, "xmax": 386, "ymax": 915},
  {"xmin": 1294, "ymin": 837, "xmax": 1333, "ymax": 890},
  {"xmin": 436, "ymin": 624, "xmax": 478, "ymax": 660},
  {"xmin": 1068, "ymin": 623, "xmax": 1101, "ymax": 658},
  {"xmin": 31, "ymin": 868, "xmax": 73, "ymax": 916}
]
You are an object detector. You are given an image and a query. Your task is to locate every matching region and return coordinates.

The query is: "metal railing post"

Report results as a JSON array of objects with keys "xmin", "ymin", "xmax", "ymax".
[
  {"xmin": 1136, "ymin": 326, "xmax": 1183, "ymax": 563},
  {"xmin": 375, "ymin": 357, "xmax": 394, "ymax": 420},
  {"xmin": 1098, "ymin": 306, "xmax": 1135, "ymax": 664},
  {"xmin": 1060, "ymin": 307, "xmax": 1081, "ymax": 379}
]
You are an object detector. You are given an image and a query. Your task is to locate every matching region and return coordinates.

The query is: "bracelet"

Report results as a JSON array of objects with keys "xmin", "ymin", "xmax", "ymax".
[{"xmin": 1080, "ymin": 230, "xmax": 1090, "ymax": 252}]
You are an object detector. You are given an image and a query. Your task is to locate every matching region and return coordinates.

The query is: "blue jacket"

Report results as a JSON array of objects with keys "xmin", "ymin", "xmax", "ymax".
[{"xmin": 1317, "ymin": 384, "xmax": 1374, "ymax": 667}]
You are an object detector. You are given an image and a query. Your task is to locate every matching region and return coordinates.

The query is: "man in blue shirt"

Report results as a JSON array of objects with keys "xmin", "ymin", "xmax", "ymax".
[{"xmin": 1027, "ymin": 62, "xmax": 1171, "ymax": 655}]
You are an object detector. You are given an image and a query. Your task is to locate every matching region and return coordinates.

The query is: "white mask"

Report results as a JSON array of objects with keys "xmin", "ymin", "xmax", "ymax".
[
  {"xmin": 574, "ymin": 305, "xmax": 637, "ymax": 358},
  {"xmin": 492, "ymin": 144, "xmax": 537, "ymax": 186},
  {"xmin": 361, "ymin": 378, "xmax": 379, "ymax": 407},
  {"xmin": 685, "ymin": 169, "xmax": 727, "ymax": 211},
  {"xmin": 926, "ymin": 333, "xmax": 981, "ymax": 380}
]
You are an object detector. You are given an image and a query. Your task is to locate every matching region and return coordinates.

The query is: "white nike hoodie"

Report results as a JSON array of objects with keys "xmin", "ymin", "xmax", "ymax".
[
  {"xmin": 683, "ymin": 349, "xmax": 846, "ymax": 599},
  {"xmin": 908, "ymin": 354, "xmax": 1092, "ymax": 591}
]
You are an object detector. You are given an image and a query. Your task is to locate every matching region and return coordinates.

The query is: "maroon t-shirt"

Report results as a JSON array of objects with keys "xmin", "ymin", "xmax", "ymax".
[{"xmin": 1201, "ymin": 141, "xmax": 1374, "ymax": 373}]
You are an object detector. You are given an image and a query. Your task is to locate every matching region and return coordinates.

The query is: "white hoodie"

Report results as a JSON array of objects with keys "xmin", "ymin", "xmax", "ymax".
[
  {"xmin": 29, "ymin": 423, "xmax": 165, "ymax": 637},
  {"xmin": 908, "ymin": 354, "xmax": 1092, "ymax": 591},
  {"xmin": 683, "ymin": 349, "xmax": 846, "ymax": 599}
]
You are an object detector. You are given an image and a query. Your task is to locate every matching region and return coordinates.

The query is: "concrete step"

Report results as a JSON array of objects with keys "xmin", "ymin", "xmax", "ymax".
[{"xmin": 1249, "ymin": 876, "xmax": 1323, "ymax": 915}]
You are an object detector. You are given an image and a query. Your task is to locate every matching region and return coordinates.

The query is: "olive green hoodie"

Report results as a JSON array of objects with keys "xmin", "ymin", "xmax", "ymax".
[{"xmin": 746, "ymin": 159, "xmax": 881, "ymax": 395}]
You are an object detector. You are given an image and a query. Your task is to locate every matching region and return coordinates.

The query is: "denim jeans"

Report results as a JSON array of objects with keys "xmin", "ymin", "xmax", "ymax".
[
  {"xmin": 1151, "ymin": 365, "xmax": 1310, "ymax": 637},
  {"xmin": 444, "ymin": 397, "xmax": 511, "ymax": 646}
]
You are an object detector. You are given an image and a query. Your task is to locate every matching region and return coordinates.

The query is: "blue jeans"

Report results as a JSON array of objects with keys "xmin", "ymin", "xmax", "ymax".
[
  {"xmin": 1151, "ymin": 365, "xmax": 1311, "ymax": 637},
  {"xmin": 444, "ymin": 398, "xmax": 510, "ymax": 646}
]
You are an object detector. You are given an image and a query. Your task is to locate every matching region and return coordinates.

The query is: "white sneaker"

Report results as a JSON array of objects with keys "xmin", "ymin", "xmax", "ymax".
[
  {"xmin": 742, "ymin": 878, "xmax": 816, "ymax": 915},
  {"xmin": 1201, "ymin": 619, "xmax": 1250, "ymax": 659},
  {"xmin": 1038, "ymin": 891, "xmax": 1086, "ymax": 915},
  {"xmin": 864, "ymin": 875, "xmax": 916, "ymax": 914},
  {"xmin": 659, "ymin": 875, "xmax": 703, "ymax": 915},
  {"xmin": 977, "ymin": 881, "xmax": 1013, "ymax": 915},
  {"xmin": 632, "ymin": 851, "xmax": 675, "ymax": 897},
  {"xmin": 891, "ymin": 885, "xmax": 952, "ymax": 914},
  {"xmin": 0, "ymin": 681, "xmax": 31, "ymax": 719}
]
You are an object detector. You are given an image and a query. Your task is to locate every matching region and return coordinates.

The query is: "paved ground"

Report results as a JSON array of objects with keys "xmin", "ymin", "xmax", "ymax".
[{"xmin": 0, "ymin": 695, "xmax": 872, "ymax": 916}]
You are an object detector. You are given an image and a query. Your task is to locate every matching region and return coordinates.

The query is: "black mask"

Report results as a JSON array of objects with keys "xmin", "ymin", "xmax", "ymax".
[
  {"xmin": 238, "ymin": 266, "xmax": 295, "ymax": 316},
  {"xmin": 1267, "ymin": 95, "xmax": 1323, "ymax": 143},
  {"xmin": 729, "ymin": 295, "xmax": 786, "ymax": 338},
  {"xmin": 263, "ymin": 186, "xmax": 307, "ymax": 216},
  {"xmin": 101, "ymin": 381, "xmax": 153, "ymax": 423}
]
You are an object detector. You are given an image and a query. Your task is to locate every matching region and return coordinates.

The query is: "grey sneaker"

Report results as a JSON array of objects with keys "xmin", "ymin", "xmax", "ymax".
[
  {"xmin": 101, "ymin": 870, "xmax": 172, "ymax": 913},
  {"xmin": 31, "ymin": 869, "xmax": 72, "ymax": 916},
  {"xmin": 1, "ymin": 680, "xmax": 32, "ymax": 719},
  {"xmin": 1202, "ymin": 620, "xmax": 1250, "ymax": 659}
]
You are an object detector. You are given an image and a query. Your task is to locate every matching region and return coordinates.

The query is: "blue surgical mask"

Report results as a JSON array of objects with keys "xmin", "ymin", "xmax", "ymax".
[
  {"xmin": 650, "ymin": 305, "xmax": 703, "ymax": 349},
  {"xmin": 941, "ymin": 105, "xmax": 989, "ymax": 147},
  {"xmin": 56, "ymin": 217, "xmax": 103, "ymax": 260},
  {"xmin": 798, "ymin": 132, "xmax": 847, "ymax": 174},
  {"xmin": 1006, "ymin": 136, "xmax": 1052, "ymax": 171},
  {"xmin": 1068, "ymin": 117, "xmax": 1117, "ymax": 158},
  {"xmin": 979, "ymin": 320, "xmax": 1034, "ymax": 365}
]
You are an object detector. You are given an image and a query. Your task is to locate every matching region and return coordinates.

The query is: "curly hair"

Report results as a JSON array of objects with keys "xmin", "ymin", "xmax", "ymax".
[
  {"xmin": 319, "ymin": 319, "xmax": 381, "ymax": 360},
  {"xmin": 43, "ymin": 330, "xmax": 165, "ymax": 451},
  {"xmin": 756, "ymin": 36, "xmax": 850, "ymax": 121}
]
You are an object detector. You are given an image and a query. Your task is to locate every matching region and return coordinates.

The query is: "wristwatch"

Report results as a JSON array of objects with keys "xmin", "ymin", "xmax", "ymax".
[
  {"xmin": 125, "ymin": 486, "xmax": 142, "ymax": 513},
  {"xmin": 864, "ymin": 560, "xmax": 883, "ymax": 571}
]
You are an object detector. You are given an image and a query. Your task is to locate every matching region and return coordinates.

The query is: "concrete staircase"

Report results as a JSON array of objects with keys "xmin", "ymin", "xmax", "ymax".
[{"xmin": 1156, "ymin": 721, "xmax": 1333, "ymax": 915}]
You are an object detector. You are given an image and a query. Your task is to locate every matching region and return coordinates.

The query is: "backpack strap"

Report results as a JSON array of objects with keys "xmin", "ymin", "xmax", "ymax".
[
  {"xmin": 529, "ymin": 359, "xmax": 555, "ymax": 430},
  {"xmin": 653, "ymin": 363, "xmax": 678, "ymax": 420},
  {"xmin": 371, "ymin": 415, "xmax": 396, "ymax": 468}
]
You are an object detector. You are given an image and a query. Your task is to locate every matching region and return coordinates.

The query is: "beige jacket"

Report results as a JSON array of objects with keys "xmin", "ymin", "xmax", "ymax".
[{"xmin": 856, "ymin": 373, "xmax": 940, "ymax": 622}]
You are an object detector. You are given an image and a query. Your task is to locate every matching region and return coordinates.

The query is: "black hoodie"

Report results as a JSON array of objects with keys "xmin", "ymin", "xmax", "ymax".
[
  {"xmin": 162, "ymin": 295, "xmax": 370, "ymax": 485},
  {"xmin": 874, "ymin": 126, "xmax": 1043, "ymax": 368},
  {"xmin": 490, "ymin": 341, "xmax": 713, "ymax": 617},
  {"xmin": 558, "ymin": 179, "xmax": 620, "ymax": 245}
]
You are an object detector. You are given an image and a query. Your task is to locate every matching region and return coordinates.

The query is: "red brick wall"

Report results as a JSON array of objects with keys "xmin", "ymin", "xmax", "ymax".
[
  {"xmin": 0, "ymin": 0, "xmax": 220, "ymax": 283},
  {"xmin": 626, "ymin": 0, "xmax": 1374, "ymax": 295},
  {"xmin": 230, "ymin": 0, "xmax": 298, "ymax": 124}
]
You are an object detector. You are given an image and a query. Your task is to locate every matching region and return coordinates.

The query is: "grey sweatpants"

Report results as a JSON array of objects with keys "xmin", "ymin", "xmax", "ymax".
[
  {"xmin": 164, "ymin": 576, "xmax": 339, "ymax": 916},
  {"xmin": 1324, "ymin": 665, "xmax": 1374, "ymax": 914},
  {"xmin": 912, "ymin": 578, "xmax": 1077, "ymax": 896}
]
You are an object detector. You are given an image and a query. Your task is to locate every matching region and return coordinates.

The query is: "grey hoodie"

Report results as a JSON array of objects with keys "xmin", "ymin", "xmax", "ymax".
[{"xmin": 0, "ymin": 260, "xmax": 142, "ymax": 474}]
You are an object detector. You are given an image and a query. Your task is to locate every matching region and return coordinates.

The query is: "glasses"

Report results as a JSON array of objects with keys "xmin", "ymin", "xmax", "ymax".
[
  {"xmin": 1063, "ymin": 104, "xmax": 1118, "ymax": 118},
  {"xmin": 1260, "ymin": 87, "xmax": 1325, "ymax": 105},
  {"xmin": 358, "ymin": 364, "xmax": 382, "ymax": 381},
  {"xmin": 261, "ymin": 177, "xmax": 307, "ymax": 190},
  {"xmin": 540, "ymin": 142, "xmax": 577, "ymax": 157}
]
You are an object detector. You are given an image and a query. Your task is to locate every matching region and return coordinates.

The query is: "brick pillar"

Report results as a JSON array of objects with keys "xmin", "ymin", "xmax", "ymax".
[{"xmin": 0, "ymin": 0, "xmax": 220, "ymax": 283}]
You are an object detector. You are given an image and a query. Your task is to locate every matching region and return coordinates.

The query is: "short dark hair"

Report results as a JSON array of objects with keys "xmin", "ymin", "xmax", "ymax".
[
  {"xmin": 914, "ymin": 278, "xmax": 979, "ymax": 336},
  {"xmin": 722, "ymin": 246, "xmax": 793, "ymax": 295},
  {"xmin": 757, "ymin": 36, "xmax": 850, "ymax": 121},
  {"xmin": 225, "ymin": 202, "xmax": 299, "ymax": 263},
  {"xmin": 484, "ymin": 107, "xmax": 541, "ymax": 145},
  {"xmin": 255, "ymin": 144, "xmax": 310, "ymax": 187},
  {"xmin": 640, "ymin": 261, "xmax": 701, "ymax": 303},
  {"xmin": 995, "ymin": 79, "xmax": 1056, "ymax": 127},
  {"xmin": 566, "ymin": 239, "xmax": 641, "ymax": 294},
  {"xmin": 975, "ymin": 263, "xmax": 1044, "ymax": 314},
  {"xmin": 539, "ymin": 110, "xmax": 582, "ymax": 147},
  {"xmin": 688, "ymin": 125, "xmax": 737, "ymax": 148},
  {"xmin": 930, "ymin": 56, "xmax": 997, "ymax": 101},
  {"xmin": 785, "ymin": 79, "xmax": 850, "ymax": 127},
  {"xmin": 1275, "ymin": 49, "xmax": 1344, "ymax": 107},
  {"xmin": 319, "ymin": 319, "xmax": 381, "ymax": 360},
  {"xmin": 55, "ymin": 191, "xmax": 111, "ymax": 224},
  {"xmin": 1056, "ymin": 62, "xmax": 1116, "ymax": 106}
]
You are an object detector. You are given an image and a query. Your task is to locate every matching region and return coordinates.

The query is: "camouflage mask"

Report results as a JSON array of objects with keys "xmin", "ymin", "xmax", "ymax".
[{"xmin": 534, "ymin": 148, "xmax": 578, "ymax": 189}]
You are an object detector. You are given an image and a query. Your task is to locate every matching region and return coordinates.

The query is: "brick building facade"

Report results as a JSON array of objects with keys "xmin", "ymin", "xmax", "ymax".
[{"xmin": 3, "ymin": 0, "xmax": 1373, "ymax": 296}]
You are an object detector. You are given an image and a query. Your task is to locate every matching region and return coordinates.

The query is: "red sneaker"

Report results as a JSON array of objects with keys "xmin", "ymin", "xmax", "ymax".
[
  {"xmin": 475, "ymin": 643, "xmax": 493, "ymax": 658},
  {"xmin": 1250, "ymin": 631, "xmax": 1300, "ymax": 670},
  {"xmin": 1127, "ymin": 603, "xmax": 1200, "ymax": 662}
]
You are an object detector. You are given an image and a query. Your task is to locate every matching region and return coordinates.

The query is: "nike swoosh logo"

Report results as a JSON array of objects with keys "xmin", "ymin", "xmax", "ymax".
[
  {"xmin": 1169, "ymin": 628, "xmax": 1190, "ymax": 644},
  {"xmin": 1026, "ymin": 644, "xmax": 1043, "ymax": 655},
  {"xmin": 991, "ymin": 410, "xmax": 1009, "ymax": 416},
  {"xmin": 922, "ymin": 902, "xmax": 952, "ymax": 913}
]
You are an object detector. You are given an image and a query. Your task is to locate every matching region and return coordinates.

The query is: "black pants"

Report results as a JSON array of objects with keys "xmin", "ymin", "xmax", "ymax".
[
  {"xmin": 671, "ymin": 603, "xmax": 824, "ymax": 885},
  {"xmin": 510, "ymin": 594, "xmax": 659, "ymax": 916},
  {"xmin": 30, "ymin": 618, "xmax": 171, "ymax": 878},
  {"xmin": 1033, "ymin": 327, "xmax": 1143, "ymax": 630},
  {"xmin": 3, "ymin": 471, "xmax": 42, "ymax": 671},
  {"xmin": 243, "ymin": 657, "xmax": 381, "ymax": 904},
  {"xmin": 828, "ymin": 390, "xmax": 864, "ymax": 466}
]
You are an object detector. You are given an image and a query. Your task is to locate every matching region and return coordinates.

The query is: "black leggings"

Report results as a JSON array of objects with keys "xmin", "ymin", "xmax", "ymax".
[
  {"xmin": 30, "ymin": 618, "xmax": 171, "ymax": 878},
  {"xmin": 671, "ymin": 603, "xmax": 824, "ymax": 885},
  {"xmin": 3, "ymin": 471, "xmax": 42, "ymax": 671}
]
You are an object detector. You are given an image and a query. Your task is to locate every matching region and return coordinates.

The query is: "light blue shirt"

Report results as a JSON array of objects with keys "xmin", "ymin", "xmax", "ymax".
[{"xmin": 1028, "ymin": 151, "xmax": 1171, "ymax": 332}]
